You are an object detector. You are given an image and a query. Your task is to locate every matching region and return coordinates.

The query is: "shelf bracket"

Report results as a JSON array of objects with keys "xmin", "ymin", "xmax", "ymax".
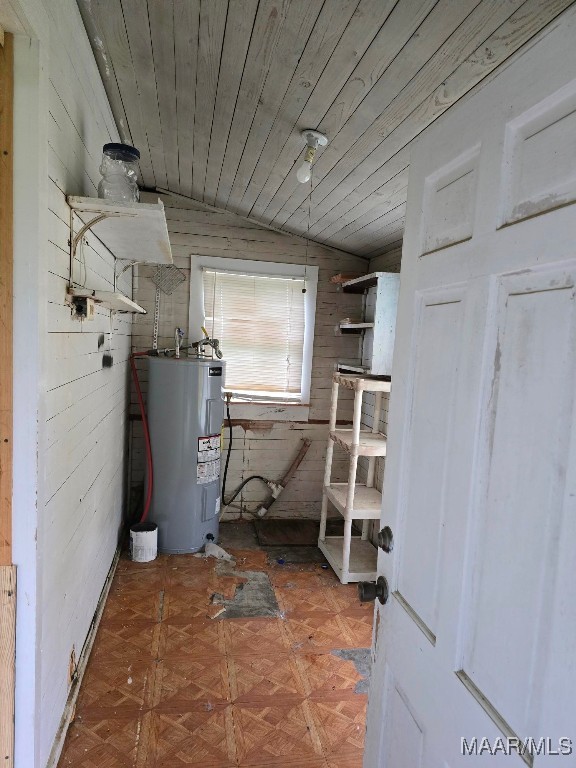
[{"xmin": 69, "ymin": 209, "xmax": 136, "ymax": 287}]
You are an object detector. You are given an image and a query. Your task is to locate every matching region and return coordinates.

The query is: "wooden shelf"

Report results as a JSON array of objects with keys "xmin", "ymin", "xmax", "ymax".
[
  {"xmin": 333, "ymin": 373, "xmax": 391, "ymax": 392},
  {"xmin": 325, "ymin": 483, "xmax": 382, "ymax": 520},
  {"xmin": 68, "ymin": 196, "xmax": 173, "ymax": 265},
  {"xmin": 318, "ymin": 536, "xmax": 377, "ymax": 583},
  {"xmin": 337, "ymin": 362, "xmax": 370, "ymax": 374},
  {"xmin": 68, "ymin": 287, "xmax": 146, "ymax": 313},
  {"xmin": 341, "ymin": 271, "xmax": 385, "ymax": 293},
  {"xmin": 339, "ymin": 321, "xmax": 375, "ymax": 333},
  {"xmin": 330, "ymin": 429, "xmax": 387, "ymax": 456}
]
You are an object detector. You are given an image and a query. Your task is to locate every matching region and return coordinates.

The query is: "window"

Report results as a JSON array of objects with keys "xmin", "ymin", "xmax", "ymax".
[{"xmin": 189, "ymin": 256, "xmax": 317, "ymax": 403}]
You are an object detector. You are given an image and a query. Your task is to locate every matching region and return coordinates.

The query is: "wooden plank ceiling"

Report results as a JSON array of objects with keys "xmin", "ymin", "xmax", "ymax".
[{"xmin": 78, "ymin": 0, "xmax": 574, "ymax": 258}]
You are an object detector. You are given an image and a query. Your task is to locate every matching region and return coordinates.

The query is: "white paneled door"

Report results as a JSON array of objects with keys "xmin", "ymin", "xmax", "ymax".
[{"xmin": 364, "ymin": 9, "xmax": 576, "ymax": 768}]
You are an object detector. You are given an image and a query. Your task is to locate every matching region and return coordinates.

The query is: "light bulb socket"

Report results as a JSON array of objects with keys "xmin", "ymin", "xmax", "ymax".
[{"xmin": 304, "ymin": 146, "xmax": 316, "ymax": 163}]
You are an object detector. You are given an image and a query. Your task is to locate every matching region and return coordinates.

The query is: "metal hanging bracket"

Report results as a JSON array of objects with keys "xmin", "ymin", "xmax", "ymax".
[{"xmin": 69, "ymin": 209, "xmax": 136, "ymax": 287}]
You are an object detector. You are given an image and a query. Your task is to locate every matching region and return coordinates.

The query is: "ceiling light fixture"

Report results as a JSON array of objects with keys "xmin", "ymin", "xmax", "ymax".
[{"xmin": 296, "ymin": 129, "xmax": 328, "ymax": 183}]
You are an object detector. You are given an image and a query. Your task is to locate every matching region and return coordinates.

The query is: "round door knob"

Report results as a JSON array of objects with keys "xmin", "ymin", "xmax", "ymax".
[
  {"xmin": 378, "ymin": 526, "xmax": 394, "ymax": 553},
  {"xmin": 358, "ymin": 575, "xmax": 389, "ymax": 605}
]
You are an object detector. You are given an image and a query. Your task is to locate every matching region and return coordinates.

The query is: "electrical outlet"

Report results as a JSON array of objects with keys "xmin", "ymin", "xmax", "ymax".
[
  {"xmin": 85, "ymin": 297, "xmax": 95, "ymax": 320},
  {"xmin": 71, "ymin": 296, "xmax": 96, "ymax": 320}
]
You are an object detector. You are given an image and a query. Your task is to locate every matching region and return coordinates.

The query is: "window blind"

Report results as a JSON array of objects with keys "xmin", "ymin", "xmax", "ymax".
[{"xmin": 203, "ymin": 269, "xmax": 306, "ymax": 395}]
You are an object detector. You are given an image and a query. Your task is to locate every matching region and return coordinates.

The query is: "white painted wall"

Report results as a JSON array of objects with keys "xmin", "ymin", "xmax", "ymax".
[
  {"xmin": 9, "ymin": 1, "xmax": 132, "ymax": 765},
  {"xmin": 130, "ymin": 193, "xmax": 367, "ymax": 519}
]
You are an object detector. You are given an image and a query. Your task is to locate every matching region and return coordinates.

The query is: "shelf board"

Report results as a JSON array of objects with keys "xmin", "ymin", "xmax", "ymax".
[
  {"xmin": 68, "ymin": 287, "xmax": 146, "ymax": 313},
  {"xmin": 333, "ymin": 373, "xmax": 392, "ymax": 393},
  {"xmin": 330, "ymin": 429, "xmax": 387, "ymax": 456},
  {"xmin": 324, "ymin": 483, "xmax": 382, "ymax": 520},
  {"xmin": 337, "ymin": 362, "xmax": 370, "ymax": 374},
  {"xmin": 68, "ymin": 196, "xmax": 173, "ymax": 264},
  {"xmin": 330, "ymin": 273, "xmax": 363, "ymax": 284},
  {"xmin": 339, "ymin": 322, "xmax": 375, "ymax": 334},
  {"xmin": 318, "ymin": 536, "xmax": 378, "ymax": 583},
  {"xmin": 342, "ymin": 271, "xmax": 386, "ymax": 293}
]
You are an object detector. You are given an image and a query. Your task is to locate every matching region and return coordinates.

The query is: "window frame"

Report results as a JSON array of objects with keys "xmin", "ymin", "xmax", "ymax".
[{"xmin": 189, "ymin": 255, "xmax": 318, "ymax": 408}]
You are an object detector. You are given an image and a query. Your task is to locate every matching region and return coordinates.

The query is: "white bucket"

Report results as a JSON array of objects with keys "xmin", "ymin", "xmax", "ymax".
[{"xmin": 130, "ymin": 522, "xmax": 158, "ymax": 562}]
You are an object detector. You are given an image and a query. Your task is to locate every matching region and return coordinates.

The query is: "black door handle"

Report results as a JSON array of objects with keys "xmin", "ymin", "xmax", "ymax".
[
  {"xmin": 378, "ymin": 526, "xmax": 394, "ymax": 553},
  {"xmin": 358, "ymin": 575, "xmax": 389, "ymax": 605}
]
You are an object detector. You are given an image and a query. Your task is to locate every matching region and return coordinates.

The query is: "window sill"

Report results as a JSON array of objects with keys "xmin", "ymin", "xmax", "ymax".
[{"xmin": 228, "ymin": 401, "xmax": 310, "ymax": 422}]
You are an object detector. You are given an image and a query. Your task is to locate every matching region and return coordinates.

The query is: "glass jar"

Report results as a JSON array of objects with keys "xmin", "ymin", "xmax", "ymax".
[{"xmin": 98, "ymin": 143, "xmax": 141, "ymax": 202}]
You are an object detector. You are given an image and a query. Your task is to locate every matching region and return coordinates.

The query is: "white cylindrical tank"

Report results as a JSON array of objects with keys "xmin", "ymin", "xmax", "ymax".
[{"xmin": 147, "ymin": 356, "xmax": 225, "ymax": 553}]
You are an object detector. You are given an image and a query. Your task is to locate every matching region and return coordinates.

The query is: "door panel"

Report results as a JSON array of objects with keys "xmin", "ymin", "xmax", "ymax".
[
  {"xmin": 501, "ymin": 80, "xmax": 576, "ymax": 226},
  {"xmin": 382, "ymin": 667, "xmax": 425, "ymax": 768},
  {"xmin": 461, "ymin": 267, "xmax": 576, "ymax": 738},
  {"xmin": 397, "ymin": 289, "xmax": 465, "ymax": 642},
  {"xmin": 421, "ymin": 146, "xmax": 480, "ymax": 255}
]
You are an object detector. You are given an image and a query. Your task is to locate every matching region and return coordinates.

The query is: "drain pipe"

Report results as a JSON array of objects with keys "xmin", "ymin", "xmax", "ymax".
[{"xmin": 256, "ymin": 438, "xmax": 312, "ymax": 517}]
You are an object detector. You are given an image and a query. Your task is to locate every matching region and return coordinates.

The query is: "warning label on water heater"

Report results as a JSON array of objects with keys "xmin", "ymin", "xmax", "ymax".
[
  {"xmin": 197, "ymin": 458, "xmax": 220, "ymax": 484},
  {"xmin": 198, "ymin": 434, "xmax": 220, "ymax": 463},
  {"xmin": 197, "ymin": 434, "xmax": 221, "ymax": 484}
]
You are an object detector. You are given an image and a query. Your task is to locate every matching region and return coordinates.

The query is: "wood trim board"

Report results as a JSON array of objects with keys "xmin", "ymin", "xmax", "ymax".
[
  {"xmin": 0, "ymin": 29, "xmax": 13, "ymax": 565},
  {"xmin": 0, "ymin": 32, "xmax": 14, "ymax": 768}
]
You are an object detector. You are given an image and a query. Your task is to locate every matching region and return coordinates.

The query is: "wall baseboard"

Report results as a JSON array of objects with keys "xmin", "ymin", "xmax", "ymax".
[{"xmin": 45, "ymin": 548, "xmax": 121, "ymax": 768}]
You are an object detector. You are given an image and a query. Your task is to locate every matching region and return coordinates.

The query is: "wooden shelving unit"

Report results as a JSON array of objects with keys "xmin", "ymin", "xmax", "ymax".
[
  {"xmin": 336, "ymin": 271, "xmax": 400, "ymax": 377},
  {"xmin": 318, "ymin": 373, "xmax": 390, "ymax": 584}
]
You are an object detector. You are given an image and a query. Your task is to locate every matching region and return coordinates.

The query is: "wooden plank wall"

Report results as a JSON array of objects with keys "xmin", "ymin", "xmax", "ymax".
[
  {"xmin": 36, "ymin": 1, "xmax": 132, "ymax": 763},
  {"xmin": 131, "ymin": 192, "xmax": 367, "ymax": 518}
]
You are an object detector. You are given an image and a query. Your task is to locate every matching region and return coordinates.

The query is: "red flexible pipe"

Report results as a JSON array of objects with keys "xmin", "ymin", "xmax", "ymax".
[{"xmin": 130, "ymin": 352, "xmax": 153, "ymax": 523}]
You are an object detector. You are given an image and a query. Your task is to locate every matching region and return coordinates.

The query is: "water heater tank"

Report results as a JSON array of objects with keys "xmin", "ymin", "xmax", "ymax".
[{"xmin": 147, "ymin": 356, "xmax": 225, "ymax": 553}]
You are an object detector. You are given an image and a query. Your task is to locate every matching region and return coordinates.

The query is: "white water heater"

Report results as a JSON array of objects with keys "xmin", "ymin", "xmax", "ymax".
[{"xmin": 147, "ymin": 356, "xmax": 225, "ymax": 553}]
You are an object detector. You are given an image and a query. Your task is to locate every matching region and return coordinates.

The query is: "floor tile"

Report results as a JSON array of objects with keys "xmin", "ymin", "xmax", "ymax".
[
  {"xmin": 147, "ymin": 707, "xmax": 236, "ymax": 766},
  {"xmin": 237, "ymin": 761, "xmax": 327, "ymax": 768},
  {"xmin": 227, "ymin": 549, "xmax": 270, "ymax": 570},
  {"xmin": 274, "ymin": 586, "xmax": 338, "ymax": 615},
  {"xmin": 57, "ymin": 712, "xmax": 147, "ymax": 767},
  {"xmin": 102, "ymin": 589, "xmax": 162, "ymax": 623},
  {"xmin": 325, "ymin": 757, "xmax": 364, "ymax": 768},
  {"xmin": 268, "ymin": 570, "xmax": 324, "ymax": 588},
  {"xmin": 91, "ymin": 620, "xmax": 160, "ymax": 663},
  {"xmin": 308, "ymin": 697, "xmax": 367, "ymax": 757},
  {"xmin": 158, "ymin": 618, "xmax": 226, "ymax": 658},
  {"xmin": 228, "ymin": 653, "xmax": 306, "ymax": 702},
  {"xmin": 223, "ymin": 618, "xmax": 290, "ymax": 656},
  {"xmin": 314, "ymin": 568, "xmax": 342, "ymax": 587},
  {"xmin": 232, "ymin": 701, "xmax": 323, "ymax": 765},
  {"xmin": 168, "ymin": 553, "xmax": 215, "ymax": 570},
  {"xmin": 283, "ymin": 615, "xmax": 356, "ymax": 653},
  {"xmin": 324, "ymin": 584, "xmax": 369, "ymax": 614},
  {"xmin": 75, "ymin": 659, "xmax": 157, "ymax": 713},
  {"xmin": 112, "ymin": 569, "xmax": 166, "ymax": 592},
  {"xmin": 211, "ymin": 572, "xmax": 248, "ymax": 600},
  {"xmin": 295, "ymin": 652, "xmax": 363, "ymax": 699},
  {"xmin": 165, "ymin": 567, "xmax": 215, "ymax": 590},
  {"xmin": 337, "ymin": 614, "xmax": 373, "ymax": 648},
  {"xmin": 152, "ymin": 656, "xmax": 230, "ymax": 708},
  {"xmin": 162, "ymin": 587, "xmax": 212, "ymax": 620}
]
